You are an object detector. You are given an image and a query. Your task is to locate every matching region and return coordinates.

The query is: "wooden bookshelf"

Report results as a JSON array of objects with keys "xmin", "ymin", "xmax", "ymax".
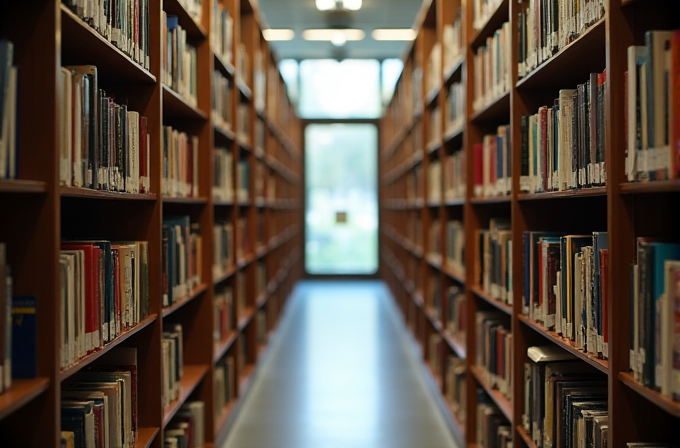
[
  {"xmin": 380, "ymin": 0, "xmax": 680, "ymax": 446},
  {"xmin": 0, "ymin": 1, "xmax": 303, "ymax": 446}
]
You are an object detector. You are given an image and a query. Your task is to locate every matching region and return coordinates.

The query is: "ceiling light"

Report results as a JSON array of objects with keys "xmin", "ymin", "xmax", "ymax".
[
  {"xmin": 302, "ymin": 29, "xmax": 365, "ymax": 42},
  {"xmin": 371, "ymin": 29, "xmax": 417, "ymax": 41},
  {"xmin": 331, "ymin": 31, "xmax": 347, "ymax": 47},
  {"xmin": 315, "ymin": 0, "xmax": 362, "ymax": 11},
  {"xmin": 263, "ymin": 29, "xmax": 295, "ymax": 41}
]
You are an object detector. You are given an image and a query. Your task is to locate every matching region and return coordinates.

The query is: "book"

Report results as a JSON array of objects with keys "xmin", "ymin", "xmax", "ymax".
[
  {"xmin": 0, "ymin": 39, "xmax": 19, "ymax": 180},
  {"xmin": 473, "ymin": 22, "xmax": 511, "ymax": 113},
  {"xmin": 474, "ymin": 125, "xmax": 512, "ymax": 198},
  {"xmin": 162, "ymin": 126, "xmax": 199, "ymax": 198},
  {"xmin": 162, "ymin": 216, "xmax": 203, "ymax": 306},
  {"xmin": 11, "ymin": 295, "xmax": 37, "ymax": 380},
  {"xmin": 163, "ymin": 12, "xmax": 198, "ymax": 106}
]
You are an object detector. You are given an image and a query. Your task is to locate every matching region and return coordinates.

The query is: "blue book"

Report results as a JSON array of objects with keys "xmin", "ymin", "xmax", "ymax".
[{"xmin": 11, "ymin": 295, "xmax": 37, "ymax": 378}]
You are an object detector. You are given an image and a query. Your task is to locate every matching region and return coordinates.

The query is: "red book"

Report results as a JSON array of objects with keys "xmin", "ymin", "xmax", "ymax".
[
  {"xmin": 600, "ymin": 248, "xmax": 609, "ymax": 357},
  {"xmin": 62, "ymin": 243, "xmax": 99, "ymax": 354},
  {"xmin": 490, "ymin": 137, "xmax": 497, "ymax": 195},
  {"xmin": 671, "ymin": 30, "xmax": 680, "ymax": 179},
  {"xmin": 112, "ymin": 248, "xmax": 121, "ymax": 338},
  {"xmin": 474, "ymin": 143, "xmax": 483, "ymax": 196}
]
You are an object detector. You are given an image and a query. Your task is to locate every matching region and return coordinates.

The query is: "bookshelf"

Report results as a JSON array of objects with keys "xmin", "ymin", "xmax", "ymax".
[
  {"xmin": 0, "ymin": 0, "xmax": 302, "ymax": 447},
  {"xmin": 381, "ymin": 0, "xmax": 680, "ymax": 447}
]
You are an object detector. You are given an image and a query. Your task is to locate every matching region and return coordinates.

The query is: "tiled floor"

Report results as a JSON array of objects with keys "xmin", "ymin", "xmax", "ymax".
[{"xmin": 221, "ymin": 280, "xmax": 458, "ymax": 448}]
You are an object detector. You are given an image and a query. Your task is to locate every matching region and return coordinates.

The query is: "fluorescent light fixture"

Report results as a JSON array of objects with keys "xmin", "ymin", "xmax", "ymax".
[
  {"xmin": 371, "ymin": 29, "xmax": 417, "ymax": 41},
  {"xmin": 315, "ymin": 0, "xmax": 362, "ymax": 11},
  {"xmin": 263, "ymin": 29, "xmax": 295, "ymax": 41},
  {"xmin": 302, "ymin": 29, "xmax": 365, "ymax": 42}
]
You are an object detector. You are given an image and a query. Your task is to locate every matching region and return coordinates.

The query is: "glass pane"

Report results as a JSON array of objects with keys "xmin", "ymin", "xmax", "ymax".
[
  {"xmin": 299, "ymin": 59, "xmax": 381, "ymax": 118},
  {"xmin": 279, "ymin": 59, "xmax": 299, "ymax": 106},
  {"xmin": 305, "ymin": 124, "xmax": 378, "ymax": 274},
  {"xmin": 381, "ymin": 58, "xmax": 404, "ymax": 105}
]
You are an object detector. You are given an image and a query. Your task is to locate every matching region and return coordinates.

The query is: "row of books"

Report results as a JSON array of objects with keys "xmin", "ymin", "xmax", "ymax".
[
  {"xmin": 256, "ymin": 309, "xmax": 267, "ymax": 347},
  {"xmin": 476, "ymin": 391, "xmax": 511, "ymax": 448},
  {"xmin": 237, "ymin": 103, "xmax": 250, "ymax": 145},
  {"xmin": 61, "ymin": 347, "xmax": 139, "ymax": 448},
  {"xmin": 60, "ymin": 241, "xmax": 150, "ymax": 370},
  {"xmin": 472, "ymin": 0, "xmax": 504, "ymax": 32},
  {"xmin": 473, "ymin": 125, "xmax": 512, "ymax": 198},
  {"xmin": 0, "ymin": 243, "xmax": 20, "ymax": 394},
  {"xmin": 443, "ymin": 9, "xmax": 463, "ymax": 74},
  {"xmin": 630, "ymin": 239, "xmax": 680, "ymax": 400},
  {"xmin": 447, "ymin": 286, "xmax": 466, "ymax": 344},
  {"xmin": 214, "ymin": 355, "xmax": 235, "ymax": 418},
  {"xmin": 0, "ymin": 39, "xmax": 19, "ymax": 180},
  {"xmin": 429, "ymin": 221, "xmax": 442, "ymax": 264},
  {"xmin": 213, "ymin": 148, "xmax": 234, "ymax": 201},
  {"xmin": 475, "ymin": 218, "xmax": 512, "ymax": 305},
  {"xmin": 520, "ymin": 71, "xmax": 607, "ymax": 194},
  {"xmin": 429, "ymin": 275, "xmax": 442, "ymax": 319},
  {"xmin": 429, "ymin": 333, "xmax": 442, "ymax": 378},
  {"xmin": 178, "ymin": 0, "xmax": 203, "ymax": 23},
  {"xmin": 523, "ymin": 231, "xmax": 610, "ymax": 359},
  {"xmin": 427, "ymin": 43, "xmax": 442, "ymax": 95},
  {"xmin": 476, "ymin": 311, "xmax": 512, "ymax": 399},
  {"xmin": 213, "ymin": 222, "xmax": 234, "ymax": 278},
  {"xmin": 406, "ymin": 164, "xmax": 423, "ymax": 202},
  {"xmin": 162, "ymin": 126, "xmax": 199, "ymax": 198},
  {"xmin": 522, "ymin": 345, "xmax": 607, "ymax": 448},
  {"xmin": 428, "ymin": 159, "xmax": 442, "ymax": 204},
  {"xmin": 211, "ymin": 1, "xmax": 234, "ymax": 66},
  {"xmin": 60, "ymin": 65, "xmax": 151, "ymax": 193},
  {"xmin": 237, "ymin": 158, "xmax": 250, "ymax": 201},
  {"xmin": 63, "ymin": 0, "xmax": 151, "ymax": 71},
  {"xmin": 518, "ymin": 0, "xmax": 606, "ymax": 80},
  {"xmin": 255, "ymin": 262, "xmax": 267, "ymax": 298},
  {"xmin": 254, "ymin": 51, "xmax": 267, "ymax": 113},
  {"xmin": 446, "ymin": 82, "xmax": 465, "ymax": 134},
  {"xmin": 428, "ymin": 106, "xmax": 442, "ymax": 148},
  {"xmin": 236, "ymin": 44, "xmax": 250, "ymax": 88},
  {"xmin": 444, "ymin": 149, "xmax": 466, "ymax": 201},
  {"xmin": 235, "ymin": 217, "xmax": 251, "ymax": 262},
  {"xmin": 446, "ymin": 220, "xmax": 465, "ymax": 276},
  {"xmin": 163, "ymin": 13, "xmax": 198, "ymax": 107},
  {"xmin": 254, "ymin": 160, "xmax": 265, "ymax": 200},
  {"xmin": 626, "ymin": 31, "xmax": 680, "ymax": 183},
  {"xmin": 473, "ymin": 22, "xmax": 511, "ymax": 113},
  {"xmin": 235, "ymin": 271, "xmax": 247, "ymax": 317},
  {"xmin": 162, "ymin": 216, "xmax": 202, "ymax": 307},
  {"xmin": 256, "ymin": 119, "xmax": 265, "ymax": 151},
  {"xmin": 162, "ymin": 324, "xmax": 184, "ymax": 411},
  {"xmin": 213, "ymin": 71, "xmax": 232, "ymax": 131},
  {"xmin": 445, "ymin": 355, "xmax": 466, "ymax": 424},
  {"xmin": 406, "ymin": 214, "xmax": 423, "ymax": 249},
  {"xmin": 214, "ymin": 287, "xmax": 233, "ymax": 342},
  {"xmin": 166, "ymin": 401, "xmax": 205, "ymax": 448}
]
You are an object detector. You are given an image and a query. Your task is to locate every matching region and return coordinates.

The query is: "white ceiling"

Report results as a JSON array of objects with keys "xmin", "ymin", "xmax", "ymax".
[{"xmin": 257, "ymin": 0, "xmax": 424, "ymax": 60}]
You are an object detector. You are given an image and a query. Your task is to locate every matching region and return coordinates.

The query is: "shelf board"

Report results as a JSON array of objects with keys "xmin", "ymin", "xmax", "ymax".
[
  {"xmin": 517, "ymin": 18, "xmax": 606, "ymax": 90},
  {"xmin": 238, "ymin": 307, "xmax": 256, "ymax": 331},
  {"xmin": 425, "ymin": 307, "xmax": 443, "ymax": 332},
  {"xmin": 471, "ymin": 365, "xmax": 513, "ymax": 422},
  {"xmin": 442, "ymin": 265, "xmax": 465, "ymax": 284},
  {"xmin": 236, "ymin": 78, "xmax": 253, "ymax": 100},
  {"xmin": 237, "ymin": 137, "xmax": 253, "ymax": 152},
  {"xmin": 162, "ymin": 196, "xmax": 208, "ymax": 205},
  {"xmin": 214, "ymin": 266, "xmax": 237, "ymax": 285},
  {"xmin": 267, "ymin": 279, "xmax": 278, "ymax": 295},
  {"xmin": 443, "ymin": 332, "xmax": 466, "ymax": 360},
  {"xmin": 426, "ymin": 362, "xmax": 443, "ymax": 391},
  {"xmin": 471, "ymin": 91, "xmax": 511, "ymax": 123},
  {"xmin": 0, "ymin": 378, "xmax": 50, "ymax": 420},
  {"xmin": 213, "ymin": 198, "xmax": 236, "ymax": 207},
  {"xmin": 162, "ymin": 284, "xmax": 208, "ymax": 318},
  {"xmin": 427, "ymin": 140, "xmax": 442, "ymax": 155},
  {"xmin": 60, "ymin": 314, "xmax": 157, "ymax": 382},
  {"xmin": 444, "ymin": 197, "xmax": 466, "ymax": 207},
  {"xmin": 162, "ymin": 84, "xmax": 208, "ymax": 120},
  {"xmin": 470, "ymin": 195, "xmax": 512, "ymax": 205},
  {"xmin": 426, "ymin": 201, "xmax": 441, "ymax": 208},
  {"xmin": 163, "ymin": 364, "xmax": 210, "ymax": 427},
  {"xmin": 518, "ymin": 315, "xmax": 609, "ymax": 374},
  {"xmin": 214, "ymin": 123, "xmax": 236, "ymax": 141},
  {"xmin": 518, "ymin": 187, "xmax": 607, "ymax": 201},
  {"xmin": 470, "ymin": 285, "xmax": 512, "ymax": 315},
  {"xmin": 214, "ymin": 401, "xmax": 237, "ymax": 439},
  {"xmin": 620, "ymin": 180, "xmax": 680, "ymax": 194},
  {"xmin": 256, "ymin": 292, "xmax": 267, "ymax": 308},
  {"xmin": 213, "ymin": 51, "xmax": 236, "ymax": 77},
  {"xmin": 443, "ymin": 57, "xmax": 465, "ymax": 85},
  {"xmin": 163, "ymin": 0, "xmax": 207, "ymax": 39},
  {"xmin": 133, "ymin": 428, "xmax": 160, "ymax": 448},
  {"xmin": 619, "ymin": 372, "xmax": 680, "ymax": 418},
  {"xmin": 426, "ymin": 254, "xmax": 442, "ymax": 269},
  {"xmin": 425, "ymin": 84, "xmax": 441, "ymax": 109},
  {"xmin": 516, "ymin": 425, "xmax": 537, "ymax": 448},
  {"xmin": 61, "ymin": 187, "xmax": 157, "ymax": 201},
  {"xmin": 213, "ymin": 331, "xmax": 238, "ymax": 364},
  {"xmin": 60, "ymin": 5, "xmax": 156, "ymax": 83},
  {"xmin": 239, "ymin": 365, "xmax": 256, "ymax": 395},
  {"xmin": 470, "ymin": 0, "xmax": 510, "ymax": 49},
  {"xmin": 0, "ymin": 179, "xmax": 47, "ymax": 194},
  {"xmin": 443, "ymin": 126, "xmax": 464, "ymax": 145},
  {"xmin": 413, "ymin": 291, "xmax": 425, "ymax": 308}
]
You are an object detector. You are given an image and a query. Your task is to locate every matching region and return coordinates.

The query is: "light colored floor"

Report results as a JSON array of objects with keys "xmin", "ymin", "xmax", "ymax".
[{"xmin": 221, "ymin": 280, "xmax": 458, "ymax": 448}]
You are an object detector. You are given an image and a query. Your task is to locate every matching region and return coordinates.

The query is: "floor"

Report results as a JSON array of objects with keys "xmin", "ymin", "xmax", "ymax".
[{"xmin": 221, "ymin": 280, "xmax": 458, "ymax": 448}]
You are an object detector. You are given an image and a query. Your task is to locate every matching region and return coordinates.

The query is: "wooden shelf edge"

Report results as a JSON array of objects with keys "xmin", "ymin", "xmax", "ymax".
[
  {"xmin": 60, "ymin": 186, "xmax": 157, "ymax": 201},
  {"xmin": 424, "ymin": 307, "xmax": 443, "ymax": 332},
  {"xmin": 471, "ymin": 365, "xmax": 513, "ymax": 422},
  {"xmin": 255, "ymin": 293, "xmax": 267, "ymax": 308},
  {"xmin": 412, "ymin": 291, "xmax": 425, "ymax": 308},
  {"xmin": 471, "ymin": 90, "xmax": 510, "ymax": 123},
  {"xmin": 238, "ymin": 308, "xmax": 256, "ymax": 331},
  {"xmin": 163, "ymin": 0, "xmax": 208, "ymax": 39},
  {"xmin": 443, "ymin": 57, "xmax": 465, "ymax": 85},
  {"xmin": 213, "ymin": 331, "xmax": 238, "ymax": 364},
  {"xmin": 618, "ymin": 372, "xmax": 680, "ymax": 418},
  {"xmin": 470, "ymin": 0, "xmax": 509, "ymax": 49},
  {"xmin": 619, "ymin": 180, "xmax": 680, "ymax": 194},
  {"xmin": 236, "ymin": 78, "xmax": 253, "ymax": 100},
  {"xmin": 0, "ymin": 378, "xmax": 50, "ymax": 420},
  {"xmin": 238, "ymin": 365, "xmax": 256, "ymax": 395},
  {"xmin": 443, "ymin": 125, "xmax": 464, "ymax": 144},
  {"xmin": 214, "ymin": 266, "xmax": 238, "ymax": 285},
  {"xmin": 60, "ymin": 314, "xmax": 158, "ymax": 382},
  {"xmin": 214, "ymin": 123, "xmax": 236, "ymax": 141},
  {"xmin": 518, "ymin": 315, "xmax": 609, "ymax": 374},
  {"xmin": 213, "ymin": 51, "xmax": 236, "ymax": 77},
  {"xmin": 516, "ymin": 425, "xmax": 538, "ymax": 448},
  {"xmin": 470, "ymin": 285, "xmax": 512, "ymax": 315},
  {"xmin": 213, "ymin": 401, "xmax": 237, "ymax": 439},
  {"xmin": 0, "ymin": 179, "xmax": 48, "ymax": 194},
  {"xmin": 162, "ymin": 284, "xmax": 209, "ymax": 318},
  {"xmin": 442, "ymin": 266, "xmax": 465, "ymax": 284},
  {"xmin": 133, "ymin": 427, "xmax": 160, "ymax": 448},
  {"xmin": 163, "ymin": 364, "xmax": 210, "ymax": 427},
  {"xmin": 425, "ymin": 84, "xmax": 441, "ymax": 108},
  {"xmin": 518, "ymin": 187, "xmax": 607, "ymax": 201},
  {"xmin": 444, "ymin": 197, "xmax": 466, "ymax": 207},
  {"xmin": 162, "ymin": 84, "xmax": 208, "ymax": 120},
  {"xmin": 162, "ymin": 196, "xmax": 208, "ymax": 205},
  {"xmin": 443, "ymin": 332, "xmax": 467, "ymax": 360},
  {"xmin": 470, "ymin": 195, "xmax": 512, "ymax": 205}
]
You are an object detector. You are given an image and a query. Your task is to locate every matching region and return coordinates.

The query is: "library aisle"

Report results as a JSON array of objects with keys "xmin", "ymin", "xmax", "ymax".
[{"xmin": 222, "ymin": 280, "xmax": 458, "ymax": 448}]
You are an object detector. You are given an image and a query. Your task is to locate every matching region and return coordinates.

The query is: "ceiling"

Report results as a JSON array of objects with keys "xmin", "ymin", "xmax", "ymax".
[{"xmin": 257, "ymin": 0, "xmax": 424, "ymax": 60}]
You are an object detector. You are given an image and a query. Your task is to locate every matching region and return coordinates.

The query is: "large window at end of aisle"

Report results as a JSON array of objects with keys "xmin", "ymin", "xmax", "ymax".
[
  {"xmin": 299, "ymin": 59, "xmax": 382, "ymax": 118},
  {"xmin": 305, "ymin": 124, "xmax": 378, "ymax": 275}
]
